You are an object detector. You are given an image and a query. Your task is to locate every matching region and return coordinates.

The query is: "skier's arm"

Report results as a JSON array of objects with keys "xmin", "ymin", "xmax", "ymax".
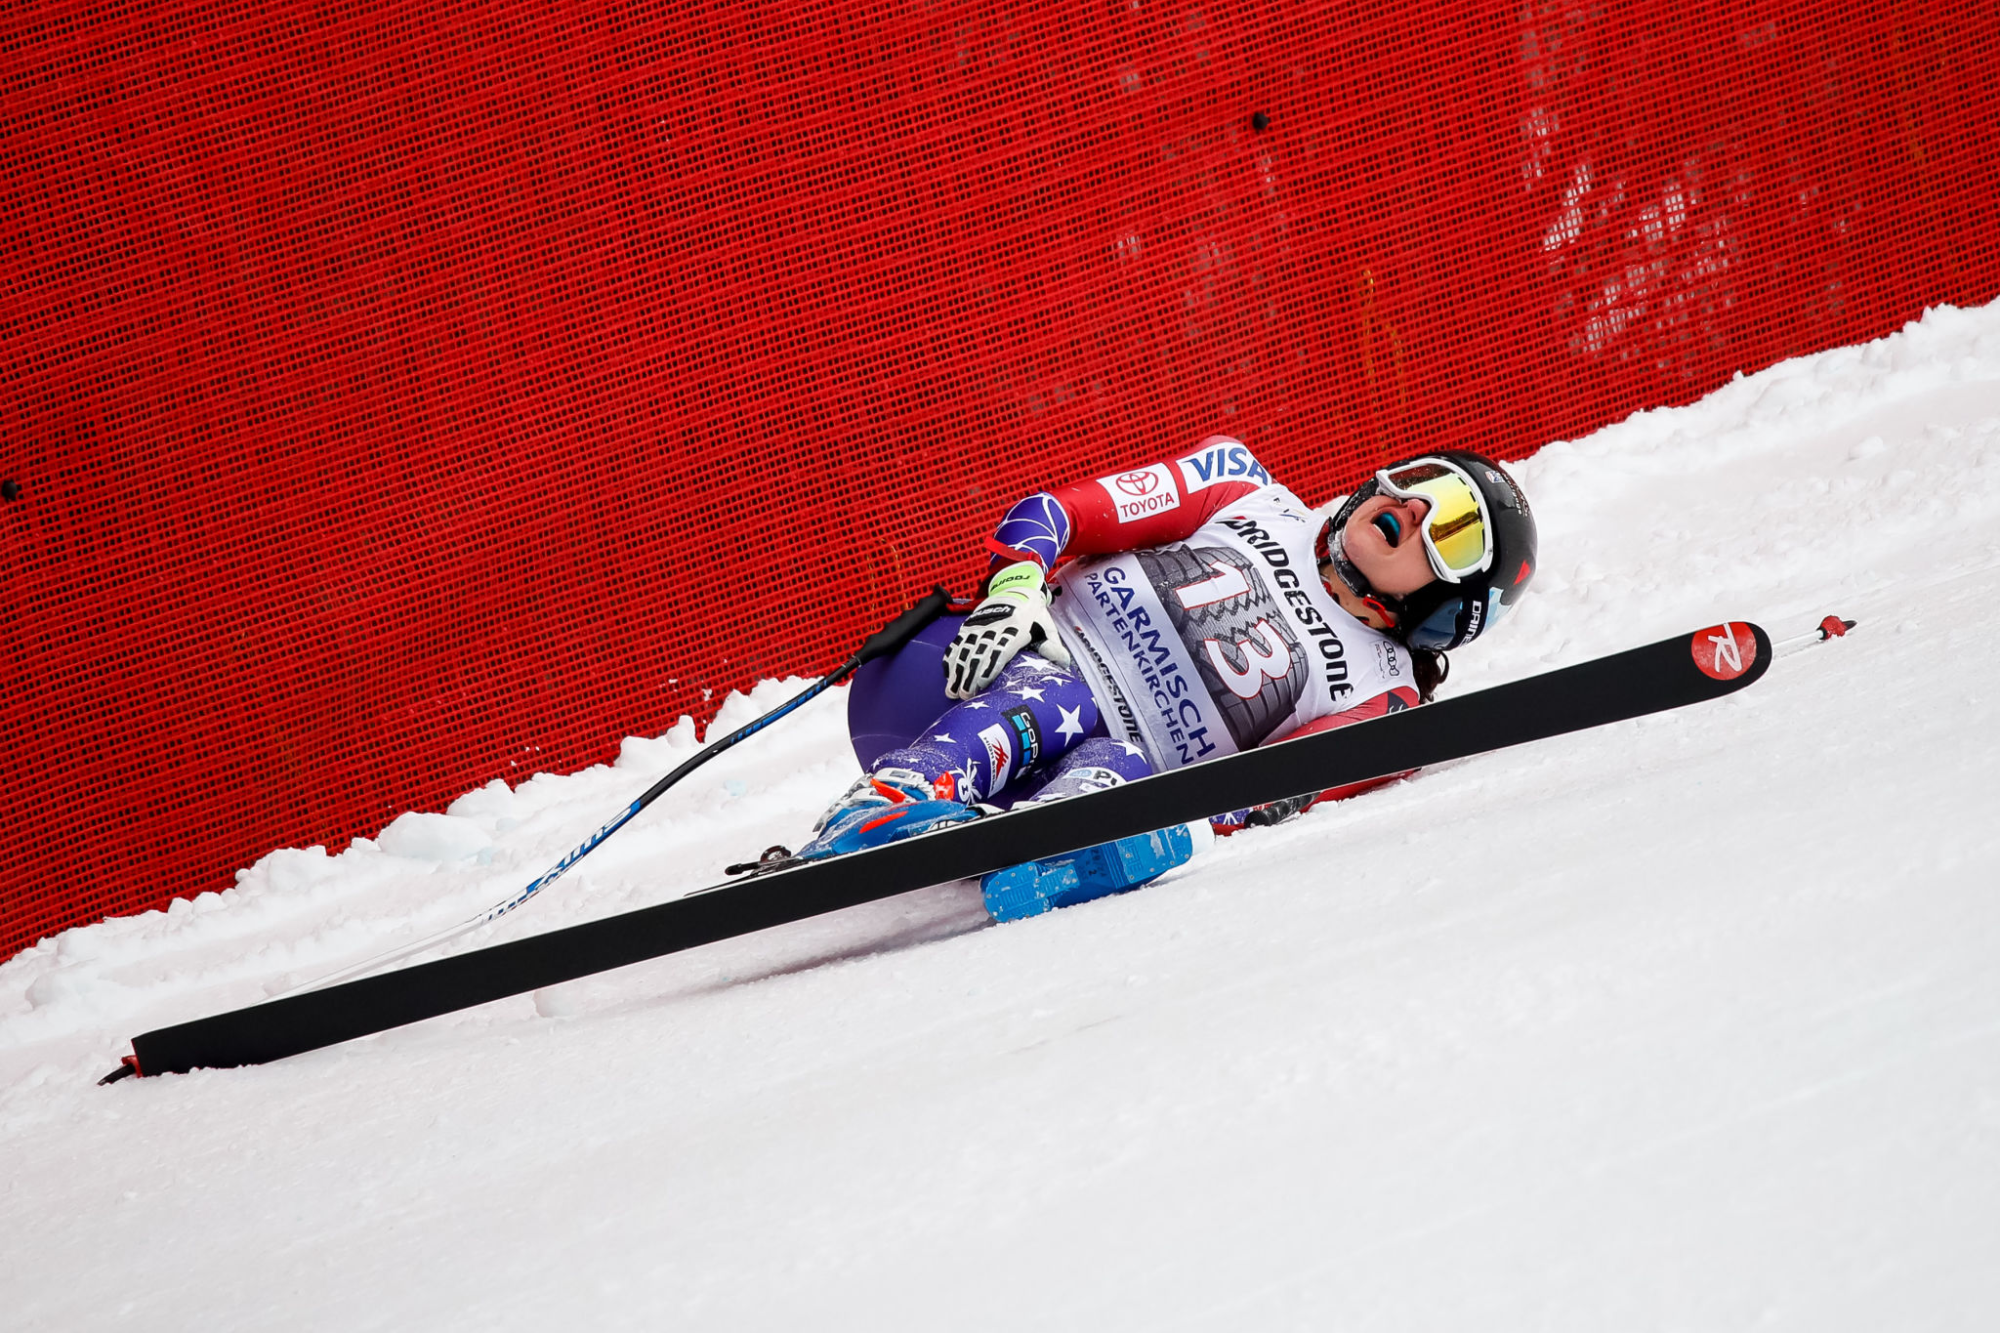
[
  {"xmin": 950, "ymin": 436, "xmax": 1274, "ymax": 700},
  {"xmin": 1210, "ymin": 686, "xmax": 1423, "ymax": 834},
  {"xmin": 986, "ymin": 436, "xmax": 1275, "ymax": 575}
]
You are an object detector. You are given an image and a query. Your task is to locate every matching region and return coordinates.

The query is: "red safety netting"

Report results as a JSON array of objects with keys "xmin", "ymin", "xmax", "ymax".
[{"xmin": 4, "ymin": 0, "xmax": 1996, "ymax": 960}]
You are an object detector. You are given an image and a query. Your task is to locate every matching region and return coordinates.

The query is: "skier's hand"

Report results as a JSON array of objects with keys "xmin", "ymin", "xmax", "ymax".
[{"xmin": 942, "ymin": 561, "xmax": 1071, "ymax": 699}]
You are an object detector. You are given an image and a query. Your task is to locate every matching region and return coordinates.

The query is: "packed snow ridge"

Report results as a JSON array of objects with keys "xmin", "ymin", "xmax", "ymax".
[{"xmin": 6, "ymin": 301, "xmax": 2000, "ymax": 1331}]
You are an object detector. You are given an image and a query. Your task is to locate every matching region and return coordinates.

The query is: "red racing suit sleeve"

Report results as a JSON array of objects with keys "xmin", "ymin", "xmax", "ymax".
[
  {"xmin": 984, "ymin": 435, "xmax": 1275, "ymax": 579},
  {"xmin": 1210, "ymin": 685, "xmax": 1424, "ymax": 835}
]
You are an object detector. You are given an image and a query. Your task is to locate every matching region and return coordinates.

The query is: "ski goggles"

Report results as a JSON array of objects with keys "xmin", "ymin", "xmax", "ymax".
[{"xmin": 1373, "ymin": 457, "xmax": 1494, "ymax": 584}]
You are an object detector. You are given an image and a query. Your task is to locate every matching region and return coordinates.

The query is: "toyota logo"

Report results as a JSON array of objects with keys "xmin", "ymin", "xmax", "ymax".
[{"xmin": 1114, "ymin": 470, "xmax": 1160, "ymax": 497}]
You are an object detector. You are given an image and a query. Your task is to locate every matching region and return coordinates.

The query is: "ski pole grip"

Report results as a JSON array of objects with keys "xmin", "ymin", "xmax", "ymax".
[{"xmin": 854, "ymin": 586, "xmax": 953, "ymax": 666}]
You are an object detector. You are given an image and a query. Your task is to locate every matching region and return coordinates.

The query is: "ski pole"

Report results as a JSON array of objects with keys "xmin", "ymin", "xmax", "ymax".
[
  {"xmin": 289, "ymin": 586, "xmax": 955, "ymax": 993},
  {"xmin": 1774, "ymin": 614, "xmax": 1855, "ymax": 656}
]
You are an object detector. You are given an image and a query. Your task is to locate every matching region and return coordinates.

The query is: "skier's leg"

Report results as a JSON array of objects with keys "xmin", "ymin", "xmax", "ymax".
[
  {"xmin": 845, "ymin": 611, "xmax": 961, "ymax": 770},
  {"xmin": 800, "ymin": 653, "xmax": 1100, "ymax": 859},
  {"xmin": 1008, "ymin": 735, "xmax": 1152, "ymax": 803},
  {"xmin": 860, "ymin": 651, "xmax": 1100, "ymax": 805}
]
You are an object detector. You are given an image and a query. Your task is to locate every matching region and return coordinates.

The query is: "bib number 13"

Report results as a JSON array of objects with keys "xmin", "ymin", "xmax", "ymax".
[{"xmin": 1203, "ymin": 620, "xmax": 1290, "ymax": 699}]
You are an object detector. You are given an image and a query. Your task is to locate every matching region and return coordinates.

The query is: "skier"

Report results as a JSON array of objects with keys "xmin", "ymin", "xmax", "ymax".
[{"xmin": 799, "ymin": 437, "xmax": 1538, "ymax": 920}]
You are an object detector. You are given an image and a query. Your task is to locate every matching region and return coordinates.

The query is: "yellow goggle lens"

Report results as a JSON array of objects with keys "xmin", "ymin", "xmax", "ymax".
[{"xmin": 1380, "ymin": 462, "xmax": 1489, "ymax": 575}]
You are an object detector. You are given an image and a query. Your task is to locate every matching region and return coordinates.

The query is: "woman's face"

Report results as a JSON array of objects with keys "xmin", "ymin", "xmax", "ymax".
[{"xmin": 1342, "ymin": 493, "xmax": 1438, "ymax": 598}]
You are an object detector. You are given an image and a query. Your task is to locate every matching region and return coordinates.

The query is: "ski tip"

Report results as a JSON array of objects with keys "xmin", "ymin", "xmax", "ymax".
[
  {"xmin": 1689, "ymin": 622, "xmax": 1769, "ymax": 688},
  {"xmin": 97, "ymin": 1054, "xmax": 140, "ymax": 1086}
]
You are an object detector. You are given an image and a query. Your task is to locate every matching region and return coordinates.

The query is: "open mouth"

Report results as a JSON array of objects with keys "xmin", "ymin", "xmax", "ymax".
[{"xmin": 1371, "ymin": 510, "xmax": 1404, "ymax": 545}]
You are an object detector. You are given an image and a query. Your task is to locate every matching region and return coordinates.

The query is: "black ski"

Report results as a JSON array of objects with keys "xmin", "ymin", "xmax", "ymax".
[{"xmin": 111, "ymin": 622, "xmax": 1771, "ymax": 1079}]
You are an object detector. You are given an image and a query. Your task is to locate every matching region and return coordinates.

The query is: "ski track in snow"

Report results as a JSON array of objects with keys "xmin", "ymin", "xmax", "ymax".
[{"xmin": 6, "ymin": 302, "xmax": 2000, "ymax": 1330}]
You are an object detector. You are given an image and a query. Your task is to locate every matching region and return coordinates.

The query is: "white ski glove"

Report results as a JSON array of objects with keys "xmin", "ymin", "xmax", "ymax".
[{"xmin": 943, "ymin": 560, "xmax": 1071, "ymax": 699}]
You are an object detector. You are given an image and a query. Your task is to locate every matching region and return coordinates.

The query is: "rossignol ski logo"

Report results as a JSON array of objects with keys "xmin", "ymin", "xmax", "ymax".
[
  {"xmin": 1096, "ymin": 464, "xmax": 1180, "ymax": 523},
  {"xmin": 1690, "ymin": 623, "xmax": 1757, "ymax": 680}
]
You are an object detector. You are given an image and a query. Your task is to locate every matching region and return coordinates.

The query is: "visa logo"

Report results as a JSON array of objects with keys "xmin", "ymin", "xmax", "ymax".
[{"xmin": 1176, "ymin": 442, "xmax": 1271, "ymax": 492}]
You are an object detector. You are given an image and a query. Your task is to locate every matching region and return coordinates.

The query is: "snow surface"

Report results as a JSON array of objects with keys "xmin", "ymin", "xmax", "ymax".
[{"xmin": 7, "ymin": 303, "xmax": 2000, "ymax": 1330}]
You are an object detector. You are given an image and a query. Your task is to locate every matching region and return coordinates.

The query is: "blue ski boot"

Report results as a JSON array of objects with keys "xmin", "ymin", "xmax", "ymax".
[
  {"xmin": 980, "ymin": 823, "xmax": 1195, "ymax": 922},
  {"xmin": 797, "ymin": 768, "xmax": 980, "ymax": 861}
]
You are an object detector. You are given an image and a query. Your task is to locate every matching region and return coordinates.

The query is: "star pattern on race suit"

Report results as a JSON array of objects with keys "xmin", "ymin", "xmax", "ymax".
[
  {"xmin": 1055, "ymin": 704, "xmax": 1085, "ymax": 742},
  {"xmin": 1020, "ymin": 656, "xmax": 1064, "ymax": 674},
  {"xmin": 932, "ymin": 733, "xmax": 953, "ymax": 742},
  {"xmin": 1119, "ymin": 742, "xmax": 1146, "ymax": 757},
  {"xmin": 1017, "ymin": 685, "xmax": 1046, "ymax": 702}
]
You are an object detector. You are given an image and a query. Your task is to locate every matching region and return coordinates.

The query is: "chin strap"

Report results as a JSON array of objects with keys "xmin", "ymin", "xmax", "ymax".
[
  {"xmin": 1356, "ymin": 593, "xmax": 1402, "ymax": 632},
  {"xmin": 1316, "ymin": 516, "xmax": 1404, "ymax": 633}
]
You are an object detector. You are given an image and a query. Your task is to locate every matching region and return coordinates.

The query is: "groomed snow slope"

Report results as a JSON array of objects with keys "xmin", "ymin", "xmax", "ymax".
[{"xmin": 6, "ymin": 303, "xmax": 2000, "ymax": 1331}]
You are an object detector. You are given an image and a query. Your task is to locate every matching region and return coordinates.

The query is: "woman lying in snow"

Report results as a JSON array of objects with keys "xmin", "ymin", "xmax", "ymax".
[{"xmin": 796, "ymin": 437, "xmax": 1538, "ymax": 920}]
